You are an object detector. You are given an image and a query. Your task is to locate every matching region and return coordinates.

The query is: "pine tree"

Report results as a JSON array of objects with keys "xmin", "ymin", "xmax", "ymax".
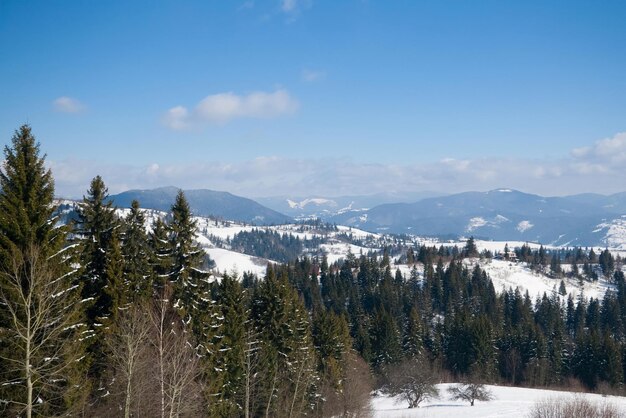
[
  {"xmin": 312, "ymin": 310, "xmax": 351, "ymax": 394},
  {"xmin": 463, "ymin": 236, "xmax": 479, "ymax": 258},
  {"xmin": 104, "ymin": 228, "xmax": 126, "ymax": 319},
  {"xmin": 0, "ymin": 125, "xmax": 87, "ymax": 416},
  {"xmin": 252, "ymin": 268, "xmax": 317, "ymax": 417},
  {"xmin": 371, "ymin": 307, "xmax": 402, "ymax": 368},
  {"xmin": 403, "ymin": 306, "xmax": 423, "ymax": 358},
  {"xmin": 0, "ymin": 125, "xmax": 65, "ymax": 265},
  {"xmin": 121, "ymin": 200, "xmax": 152, "ymax": 301},
  {"xmin": 76, "ymin": 175, "xmax": 121, "ymax": 380},
  {"xmin": 208, "ymin": 274, "xmax": 248, "ymax": 417},
  {"xmin": 168, "ymin": 191, "xmax": 209, "ymax": 315},
  {"xmin": 148, "ymin": 217, "xmax": 172, "ymax": 290}
]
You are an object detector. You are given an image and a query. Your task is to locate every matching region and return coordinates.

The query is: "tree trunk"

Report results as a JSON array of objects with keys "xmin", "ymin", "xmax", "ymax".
[
  {"xmin": 125, "ymin": 375, "xmax": 132, "ymax": 418},
  {"xmin": 264, "ymin": 370, "xmax": 278, "ymax": 418},
  {"xmin": 26, "ymin": 298, "xmax": 32, "ymax": 418}
]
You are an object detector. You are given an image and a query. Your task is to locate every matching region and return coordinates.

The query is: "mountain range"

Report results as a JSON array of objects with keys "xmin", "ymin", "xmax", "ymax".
[
  {"xmin": 329, "ymin": 189, "xmax": 626, "ymax": 247},
  {"xmin": 81, "ymin": 186, "xmax": 626, "ymax": 248}
]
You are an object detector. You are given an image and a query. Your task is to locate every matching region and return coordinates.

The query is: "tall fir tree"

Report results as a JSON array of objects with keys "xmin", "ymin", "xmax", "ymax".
[
  {"xmin": 76, "ymin": 176, "xmax": 121, "ymax": 381},
  {"xmin": 148, "ymin": 216, "xmax": 173, "ymax": 291},
  {"xmin": 252, "ymin": 267, "xmax": 318, "ymax": 417},
  {"xmin": 121, "ymin": 200, "xmax": 152, "ymax": 301},
  {"xmin": 0, "ymin": 125, "xmax": 87, "ymax": 416},
  {"xmin": 167, "ymin": 190, "xmax": 213, "ymax": 345},
  {"xmin": 207, "ymin": 274, "xmax": 248, "ymax": 417}
]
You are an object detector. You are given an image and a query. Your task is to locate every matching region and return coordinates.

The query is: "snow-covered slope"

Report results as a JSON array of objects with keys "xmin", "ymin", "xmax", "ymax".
[
  {"xmin": 62, "ymin": 202, "xmax": 624, "ymax": 301},
  {"xmin": 372, "ymin": 383, "xmax": 626, "ymax": 417},
  {"xmin": 477, "ymin": 259, "xmax": 611, "ymax": 301},
  {"xmin": 204, "ymin": 247, "xmax": 273, "ymax": 277},
  {"xmin": 594, "ymin": 216, "xmax": 626, "ymax": 250}
]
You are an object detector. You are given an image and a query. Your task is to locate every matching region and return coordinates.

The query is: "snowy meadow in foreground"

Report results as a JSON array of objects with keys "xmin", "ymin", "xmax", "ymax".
[{"xmin": 372, "ymin": 384, "xmax": 626, "ymax": 417}]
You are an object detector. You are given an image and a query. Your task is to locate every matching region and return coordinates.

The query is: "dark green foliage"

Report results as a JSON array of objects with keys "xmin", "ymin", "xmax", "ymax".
[
  {"xmin": 251, "ymin": 267, "xmax": 317, "ymax": 417},
  {"xmin": 148, "ymin": 217, "xmax": 172, "ymax": 289},
  {"xmin": 78, "ymin": 176, "xmax": 120, "ymax": 329},
  {"xmin": 312, "ymin": 310, "xmax": 351, "ymax": 389},
  {"xmin": 463, "ymin": 236, "xmax": 479, "ymax": 258},
  {"xmin": 0, "ymin": 125, "xmax": 65, "ymax": 265},
  {"xmin": 0, "ymin": 125, "xmax": 87, "ymax": 415},
  {"xmin": 599, "ymin": 249, "xmax": 615, "ymax": 278},
  {"xmin": 229, "ymin": 228, "xmax": 304, "ymax": 263},
  {"xmin": 168, "ymin": 191, "xmax": 209, "ymax": 315},
  {"xmin": 121, "ymin": 200, "xmax": 152, "ymax": 301},
  {"xmin": 207, "ymin": 274, "xmax": 248, "ymax": 417}
]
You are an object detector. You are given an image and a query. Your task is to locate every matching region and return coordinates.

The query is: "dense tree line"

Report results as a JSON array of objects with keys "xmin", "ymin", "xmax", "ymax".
[
  {"xmin": 283, "ymin": 249, "xmax": 626, "ymax": 392},
  {"xmin": 229, "ymin": 229, "xmax": 305, "ymax": 263}
]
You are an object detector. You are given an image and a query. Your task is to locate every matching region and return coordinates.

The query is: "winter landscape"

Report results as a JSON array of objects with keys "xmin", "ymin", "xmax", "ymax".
[{"xmin": 3, "ymin": 1, "xmax": 626, "ymax": 417}]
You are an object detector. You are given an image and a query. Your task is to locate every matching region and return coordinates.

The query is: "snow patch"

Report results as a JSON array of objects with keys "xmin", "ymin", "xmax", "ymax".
[
  {"xmin": 286, "ymin": 198, "xmax": 337, "ymax": 209},
  {"xmin": 517, "ymin": 220, "xmax": 534, "ymax": 233},
  {"xmin": 466, "ymin": 217, "xmax": 487, "ymax": 232},
  {"xmin": 595, "ymin": 217, "xmax": 626, "ymax": 250}
]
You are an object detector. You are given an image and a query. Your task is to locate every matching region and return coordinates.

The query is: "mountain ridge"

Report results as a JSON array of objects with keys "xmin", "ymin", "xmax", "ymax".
[{"xmin": 109, "ymin": 186, "xmax": 292, "ymax": 225}]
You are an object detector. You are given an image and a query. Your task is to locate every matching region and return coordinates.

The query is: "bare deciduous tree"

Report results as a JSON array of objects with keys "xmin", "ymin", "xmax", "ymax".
[
  {"xmin": 382, "ymin": 355, "xmax": 439, "ymax": 409},
  {"xmin": 0, "ymin": 245, "xmax": 85, "ymax": 418},
  {"xmin": 320, "ymin": 351, "xmax": 373, "ymax": 418},
  {"xmin": 104, "ymin": 305, "xmax": 151, "ymax": 418},
  {"xmin": 447, "ymin": 382, "xmax": 494, "ymax": 406},
  {"xmin": 150, "ymin": 286, "xmax": 203, "ymax": 418}
]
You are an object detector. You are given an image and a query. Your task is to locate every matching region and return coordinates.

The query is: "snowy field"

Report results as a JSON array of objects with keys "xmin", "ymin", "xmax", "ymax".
[
  {"xmin": 477, "ymin": 259, "xmax": 613, "ymax": 301},
  {"xmin": 204, "ymin": 247, "xmax": 272, "ymax": 278},
  {"xmin": 372, "ymin": 384, "xmax": 626, "ymax": 417}
]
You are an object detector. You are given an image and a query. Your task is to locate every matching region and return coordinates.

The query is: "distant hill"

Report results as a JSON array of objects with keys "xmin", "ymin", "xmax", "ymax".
[
  {"xmin": 257, "ymin": 191, "xmax": 445, "ymax": 219},
  {"xmin": 109, "ymin": 187, "xmax": 292, "ymax": 225},
  {"xmin": 330, "ymin": 189, "xmax": 626, "ymax": 247}
]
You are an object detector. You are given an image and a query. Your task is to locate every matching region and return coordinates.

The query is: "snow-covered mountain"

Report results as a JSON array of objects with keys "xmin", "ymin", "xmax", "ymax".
[
  {"xmin": 59, "ymin": 187, "xmax": 626, "ymax": 248},
  {"xmin": 109, "ymin": 186, "xmax": 292, "ymax": 225},
  {"xmin": 330, "ymin": 189, "xmax": 626, "ymax": 247},
  {"xmin": 256, "ymin": 191, "xmax": 444, "ymax": 219}
]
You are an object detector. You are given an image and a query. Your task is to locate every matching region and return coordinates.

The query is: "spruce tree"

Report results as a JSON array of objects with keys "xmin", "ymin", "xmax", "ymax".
[
  {"xmin": 121, "ymin": 200, "xmax": 152, "ymax": 301},
  {"xmin": 252, "ymin": 267, "xmax": 317, "ymax": 417},
  {"xmin": 167, "ymin": 190, "xmax": 212, "ymax": 346},
  {"xmin": 76, "ymin": 176, "xmax": 121, "ymax": 380},
  {"xmin": 0, "ymin": 125, "xmax": 65, "ymax": 264},
  {"xmin": 148, "ymin": 216, "xmax": 173, "ymax": 291},
  {"xmin": 208, "ymin": 274, "xmax": 248, "ymax": 417},
  {"xmin": 168, "ymin": 191, "xmax": 208, "ymax": 312},
  {"xmin": 403, "ymin": 306, "xmax": 423, "ymax": 358},
  {"xmin": 0, "ymin": 125, "xmax": 87, "ymax": 416}
]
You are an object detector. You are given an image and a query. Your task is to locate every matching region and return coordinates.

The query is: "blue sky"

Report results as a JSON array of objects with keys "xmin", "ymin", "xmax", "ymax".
[{"xmin": 1, "ymin": 1, "xmax": 626, "ymax": 198}]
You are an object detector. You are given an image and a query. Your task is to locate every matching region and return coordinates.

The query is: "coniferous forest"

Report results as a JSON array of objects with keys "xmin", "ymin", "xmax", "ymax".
[{"xmin": 4, "ymin": 126, "xmax": 626, "ymax": 417}]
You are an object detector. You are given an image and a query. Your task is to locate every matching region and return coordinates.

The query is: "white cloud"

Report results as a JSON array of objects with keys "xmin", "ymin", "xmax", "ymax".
[
  {"xmin": 281, "ymin": 0, "xmax": 297, "ymax": 12},
  {"xmin": 53, "ymin": 96, "xmax": 85, "ymax": 113},
  {"xmin": 49, "ymin": 132, "xmax": 626, "ymax": 199},
  {"xmin": 571, "ymin": 132, "xmax": 626, "ymax": 165},
  {"xmin": 162, "ymin": 106, "xmax": 189, "ymax": 130},
  {"xmin": 301, "ymin": 68, "xmax": 325, "ymax": 82},
  {"xmin": 280, "ymin": 0, "xmax": 311, "ymax": 20},
  {"xmin": 163, "ymin": 89, "xmax": 298, "ymax": 130}
]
